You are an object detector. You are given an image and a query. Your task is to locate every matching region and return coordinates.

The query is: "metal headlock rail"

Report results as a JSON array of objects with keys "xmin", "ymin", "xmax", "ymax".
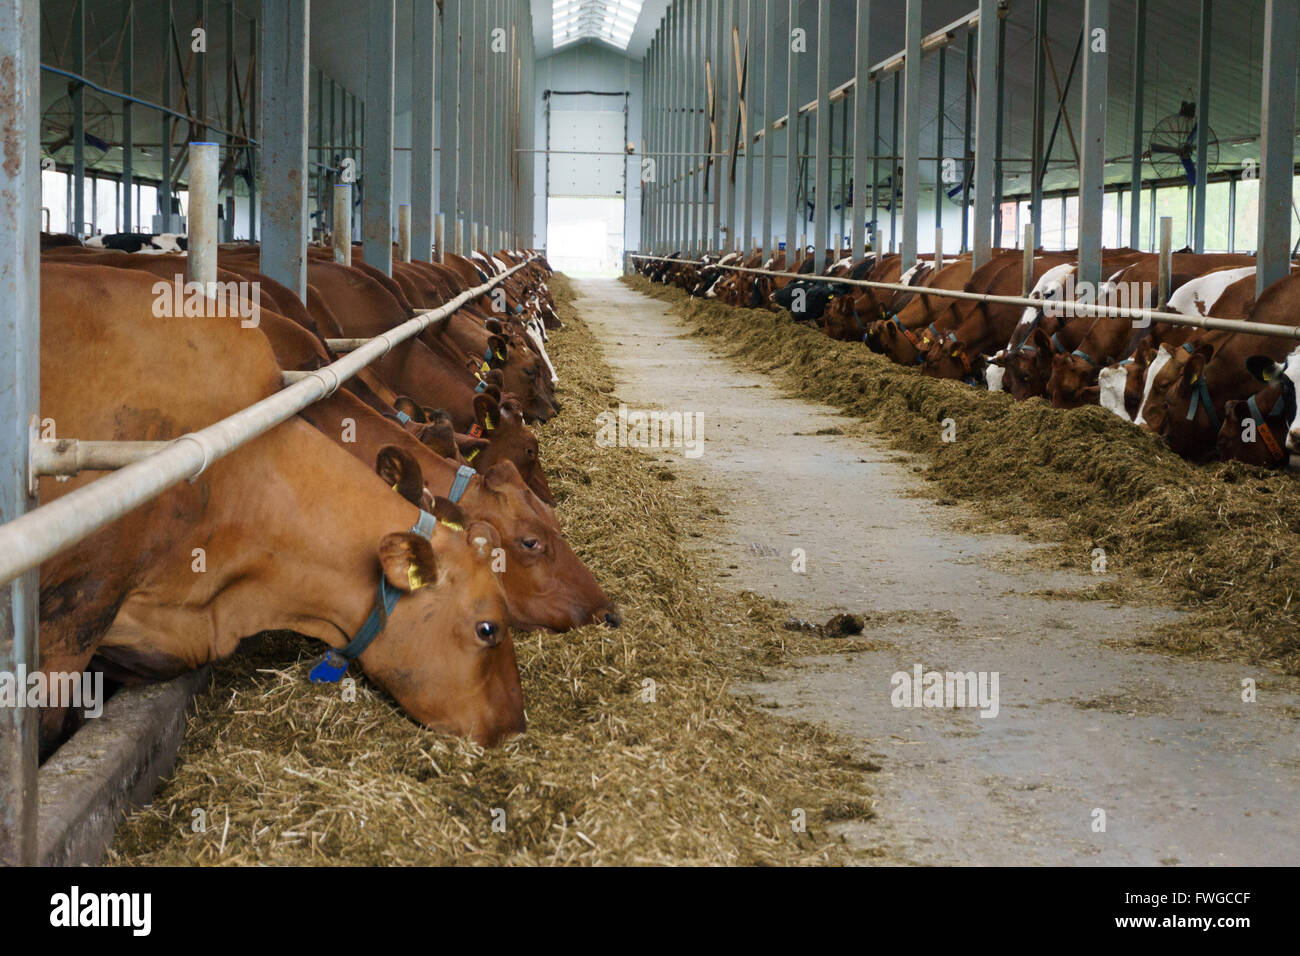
[
  {"xmin": 627, "ymin": 253, "xmax": 1300, "ymax": 342},
  {"xmin": 0, "ymin": 254, "xmax": 538, "ymax": 590}
]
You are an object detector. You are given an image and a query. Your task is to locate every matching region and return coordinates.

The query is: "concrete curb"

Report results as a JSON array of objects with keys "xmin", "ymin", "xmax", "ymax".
[{"xmin": 37, "ymin": 667, "xmax": 210, "ymax": 866}]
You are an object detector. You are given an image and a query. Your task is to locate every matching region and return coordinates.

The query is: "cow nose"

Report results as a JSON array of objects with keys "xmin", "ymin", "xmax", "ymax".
[
  {"xmin": 1288, "ymin": 430, "xmax": 1300, "ymax": 454},
  {"xmin": 601, "ymin": 607, "xmax": 623, "ymax": 628}
]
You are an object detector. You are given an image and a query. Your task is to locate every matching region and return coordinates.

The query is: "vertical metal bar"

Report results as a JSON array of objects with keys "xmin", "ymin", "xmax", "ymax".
[
  {"xmin": 1077, "ymin": 0, "xmax": 1107, "ymax": 288},
  {"xmin": 440, "ymin": 0, "xmax": 460, "ymax": 257},
  {"xmin": 758, "ymin": 0, "xmax": 774, "ymax": 257},
  {"xmin": 161, "ymin": 0, "xmax": 173, "ymax": 232},
  {"xmin": 850, "ymin": 0, "xmax": 870, "ymax": 261},
  {"xmin": 224, "ymin": 0, "xmax": 236, "ymax": 240},
  {"xmin": 412, "ymin": 0, "xmax": 437, "ymax": 262},
  {"xmin": 248, "ymin": 11, "xmax": 257, "ymax": 242},
  {"xmin": 961, "ymin": 29, "xmax": 973, "ymax": 253},
  {"xmin": 188, "ymin": 142, "xmax": 219, "ymax": 287},
  {"xmin": 1129, "ymin": 0, "xmax": 1146, "ymax": 250},
  {"xmin": 334, "ymin": 184, "xmax": 353, "ymax": 265},
  {"xmin": 1228, "ymin": 176, "xmax": 1236, "ymax": 253},
  {"xmin": 992, "ymin": 9, "xmax": 1006, "ymax": 247},
  {"xmin": 362, "ymin": 0, "xmax": 395, "ymax": 275},
  {"xmin": 258, "ymin": 0, "xmax": 310, "ymax": 300},
  {"xmin": 122, "ymin": 0, "xmax": 135, "ymax": 234},
  {"xmin": 872, "ymin": 78, "xmax": 880, "ymax": 251},
  {"xmin": 0, "ymin": 0, "xmax": 41, "ymax": 868},
  {"xmin": 1022, "ymin": 223, "xmax": 1035, "ymax": 294},
  {"xmin": 670, "ymin": 1, "xmax": 680, "ymax": 250},
  {"xmin": 723, "ymin": 0, "xmax": 739, "ymax": 249},
  {"xmin": 73, "ymin": 0, "xmax": 85, "ymax": 235},
  {"xmin": 685, "ymin": 0, "xmax": 696, "ymax": 254},
  {"xmin": 935, "ymin": 45, "xmax": 945, "ymax": 236},
  {"xmin": 1030, "ymin": 0, "xmax": 1047, "ymax": 237},
  {"xmin": 397, "ymin": 203, "xmax": 411, "ymax": 261},
  {"xmin": 890, "ymin": 72, "xmax": 899, "ymax": 253},
  {"xmin": 463, "ymin": 0, "xmax": 478, "ymax": 251},
  {"xmin": 742, "ymin": 0, "xmax": 757, "ymax": 254},
  {"xmin": 900, "ymin": 0, "xmax": 921, "ymax": 271},
  {"xmin": 1158, "ymin": 216, "xmax": 1172, "ymax": 306},
  {"xmin": 709, "ymin": 1, "xmax": 721, "ymax": 251},
  {"xmin": 696, "ymin": 0, "xmax": 706, "ymax": 255},
  {"xmin": 1256, "ymin": 0, "xmax": 1297, "ymax": 295},
  {"xmin": 811, "ymin": 0, "xmax": 832, "ymax": 269},
  {"xmin": 973, "ymin": 0, "xmax": 998, "ymax": 268},
  {"xmin": 783, "ymin": 0, "xmax": 799, "ymax": 255},
  {"xmin": 195, "ymin": 0, "xmax": 209, "ymax": 141},
  {"xmin": 1193, "ymin": 0, "xmax": 1211, "ymax": 253}
]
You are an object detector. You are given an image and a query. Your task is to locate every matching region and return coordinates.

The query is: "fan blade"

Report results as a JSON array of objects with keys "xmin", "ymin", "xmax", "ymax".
[
  {"xmin": 1149, "ymin": 144, "xmax": 1184, "ymax": 154},
  {"xmin": 1181, "ymin": 156, "xmax": 1198, "ymax": 187}
]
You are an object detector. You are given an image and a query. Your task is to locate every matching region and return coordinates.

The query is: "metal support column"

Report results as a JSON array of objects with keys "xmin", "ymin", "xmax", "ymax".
[
  {"xmin": 783, "ymin": 0, "xmax": 799, "ymax": 255},
  {"xmin": 0, "ymin": 0, "xmax": 41, "ymax": 867},
  {"xmin": 973, "ymin": 0, "xmax": 998, "ymax": 268},
  {"xmin": 72, "ymin": 0, "xmax": 85, "ymax": 235},
  {"xmin": 1030, "ymin": 0, "xmax": 1047, "ymax": 239},
  {"xmin": 1192, "ymin": 0, "xmax": 1211, "ymax": 253},
  {"xmin": 1077, "ymin": 0, "xmax": 1108, "ymax": 287},
  {"xmin": 412, "ymin": 0, "xmax": 437, "ymax": 262},
  {"xmin": 812, "ymin": 0, "xmax": 832, "ymax": 268},
  {"xmin": 900, "ymin": 0, "xmax": 922, "ymax": 271},
  {"xmin": 992, "ymin": 8, "xmax": 1006, "ymax": 247},
  {"xmin": 742, "ymin": 0, "xmax": 757, "ymax": 253},
  {"xmin": 362, "ymin": 0, "xmax": 395, "ymax": 274},
  {"xmin": 440, "ymin": 0, "xmax": 460, "ymax": 257},
  {"xmin": 122, "ymin": 0, "xmax": 135, "ymax": 234},
  {"xmin": 850, "ymin": 0, "xmax": 871, "ymax": 260},
  {"xmin": 259, "ymin": 0, "xmax": 310, "ymax": 300},
  {"xmin": 1256, "ymin": 0, "xmax": 1298, "ymax": 295},
  {"xmin": 935, "ymin": 45, "xmax": 946, "ymax": 236},
  {"xmin": 1129, "ymin": 0, "xmax": 1146, "ymax": 249}
]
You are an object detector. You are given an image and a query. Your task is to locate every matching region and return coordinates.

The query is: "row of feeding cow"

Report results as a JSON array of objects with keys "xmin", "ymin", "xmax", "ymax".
[
  {"xmin": 32, "ymin": 232, "xmax": 622, "ymax": 752},
  {"xmin": 639, "ymin": 248, "xmax": 1300, "ymax": 466}
]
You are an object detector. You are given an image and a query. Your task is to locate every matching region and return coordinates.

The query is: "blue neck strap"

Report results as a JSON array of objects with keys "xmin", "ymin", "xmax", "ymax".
[
  {"xmin": 309, "ymin": 508, "xmax": 442, "ymax": 684},
  {"xmin": 449, "ymin": 464, "xmax": 476, "ymax": 504}
]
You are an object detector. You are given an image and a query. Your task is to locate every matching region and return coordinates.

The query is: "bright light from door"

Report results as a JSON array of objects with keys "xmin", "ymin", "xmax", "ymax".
[{"xmin": 546, "ymin": 197, "xmax": 625, "ymax": 277}]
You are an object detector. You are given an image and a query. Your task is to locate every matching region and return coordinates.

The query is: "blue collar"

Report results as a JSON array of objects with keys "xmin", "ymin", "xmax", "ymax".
[{"xmin": 309, "ymin": 507, "xmax": 443, "ymax": 683}]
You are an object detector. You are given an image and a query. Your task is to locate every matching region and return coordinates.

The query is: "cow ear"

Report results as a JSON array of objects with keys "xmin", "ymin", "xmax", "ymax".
[
  {"xmin": 376, "ymin": 445, "xmax": 425, "ymax": 506},
  {"xmin": 486, "ymin": 369, "xmax": 506, "ymax": 390},
  {"xmin": 1029, "ymin": 326, "xmax": 1054, "ymax": 356},
  {"xmin": 473, "ymin": 393, "xmax": 500, "ymax": 432},
  {"xmin": 429, "ymin": 495, "xmax": 466, "ymax": 530},
  {"xmin": 1184, "ymin": 344, "xmax": 1214, "ymax": 383},
  {"xmin": 379, "ymin": 532, "xmax": 437, "ymax": 592},
  {"xmin": 487, "ymin": 334, "xmax": 509, "ymax": 368},
  {"xmin": 457, "ymin": 436, "xmax": 490, "ymax": 464},
  {"xmin": 485, "ymin": 318, "xmax": 506, "ymax": 336},
  {"xmin": 481, "ymin": 460, "xmax": 524, "ymax": 494},
  {"xmin": 1246, "ymin": 355, "xmax": 1279, "ymax": 383}
]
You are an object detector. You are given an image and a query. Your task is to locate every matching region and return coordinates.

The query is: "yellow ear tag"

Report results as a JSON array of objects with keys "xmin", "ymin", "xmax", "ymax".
[
  {"xmin": 495, "ymin": 349, "xmax": 506, "ymax": 361},
  {"xmin": 1191, "ymin": 371, "xmax": 1201, "ymax": 384},
  {"xmin": 484, "ymin": 413, "xmax": 494, "ymax": 432},
  {"xmin": 480, "ymin": 361, "xmax": 491, "ymax": 374},
  {"xmin": 465, "ymin": 446, "xmax": 481, "ymax": 463},
  {"xmin": 439, "ymin": 519, "xmax": 464, "ymax": 532},
  {"xmin": 391, "ymin": 481, "xmax": 400, "ymax": 492},
  {"xmin": 406, "ymin": 564, "xmax": 428, "ymax": 590}
]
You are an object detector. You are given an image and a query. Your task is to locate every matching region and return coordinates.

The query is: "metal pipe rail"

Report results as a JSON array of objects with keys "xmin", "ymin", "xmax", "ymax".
[
  {"xmin": 0, "ymin": 255, "xmax": 538, "ymax": 589},
  {"xmin": 628, "ymin": 253, "xmax": 1300, "ymax": 342}
]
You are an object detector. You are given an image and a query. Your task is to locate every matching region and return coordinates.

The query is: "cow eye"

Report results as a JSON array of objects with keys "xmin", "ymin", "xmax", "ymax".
[
  {"xmin": 475, "ymin": 621, "xmax": 498, "ymax": 643},
  {"xmin": 520, "ymin": 537, "xmax": 541, "ymax": 551}
]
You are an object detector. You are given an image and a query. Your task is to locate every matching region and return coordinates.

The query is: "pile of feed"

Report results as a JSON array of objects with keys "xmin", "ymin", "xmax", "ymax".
[
  {"xmin": 625, "ymin": 274, "xmax": 1300, "ymax": 675},
  {"xmin": 109, "ymin": 275, "xmax": 885, "ymax": 866}
]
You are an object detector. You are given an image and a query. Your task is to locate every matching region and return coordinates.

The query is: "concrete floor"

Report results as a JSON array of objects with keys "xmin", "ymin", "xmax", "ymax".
[{"xmin": 575, "ymin": 277, "xmax": 1300, "ymax": 866}]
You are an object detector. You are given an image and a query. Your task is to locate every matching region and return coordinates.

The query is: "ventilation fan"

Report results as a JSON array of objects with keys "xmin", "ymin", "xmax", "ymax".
[
  {"xmin": 1146, "ymin": 100, "xmax": 1217, "ymax": 186},
  {"xmin": 42, "ymin": 88, "xmax": 117, "ymax": 169}
]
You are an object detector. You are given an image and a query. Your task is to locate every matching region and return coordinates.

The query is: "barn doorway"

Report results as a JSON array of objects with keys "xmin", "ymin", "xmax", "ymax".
[{"xmin": 544, "ymin": 92, "xmax": 628, "ymax": 277}]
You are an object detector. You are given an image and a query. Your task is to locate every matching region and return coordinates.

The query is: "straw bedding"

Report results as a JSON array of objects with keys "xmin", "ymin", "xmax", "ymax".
[{"xmin": 108, "ymin": 274, "xmax": 887, "ymax": 866}]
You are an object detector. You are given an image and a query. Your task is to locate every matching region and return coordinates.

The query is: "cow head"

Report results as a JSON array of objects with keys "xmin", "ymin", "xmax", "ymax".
[
  {"xmin": 362, "ymin": 497, "xmax": 525, "ymax": 747},
  {"xmin": 1003, "ymin": 329, "xmax": 1056, "ymax": 401},
  {"xmin": 1047, "ymin": 349, "xmax": 1101, "ymax": 409},
  {"xmin": 495, "ymin": 334, "xmax": 559, "ymax": 424},
  {"xmin": 1244, "ymin": 349, "xmax": 1300, "ymax": 454},
  {"xmin": 459, "ymin": 461, "xmax": 622, "ymax": 632},
  {"xmin": 920, "ymin": 336, "xmax": 980, "ymax": 381},
  {"xmin": 1138, "ymin": 342, "xmax": 1217, "ymax": 459},
  {"xmin": 464, "ymin": 394, "xmax": 554, "ymax": 505}
]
